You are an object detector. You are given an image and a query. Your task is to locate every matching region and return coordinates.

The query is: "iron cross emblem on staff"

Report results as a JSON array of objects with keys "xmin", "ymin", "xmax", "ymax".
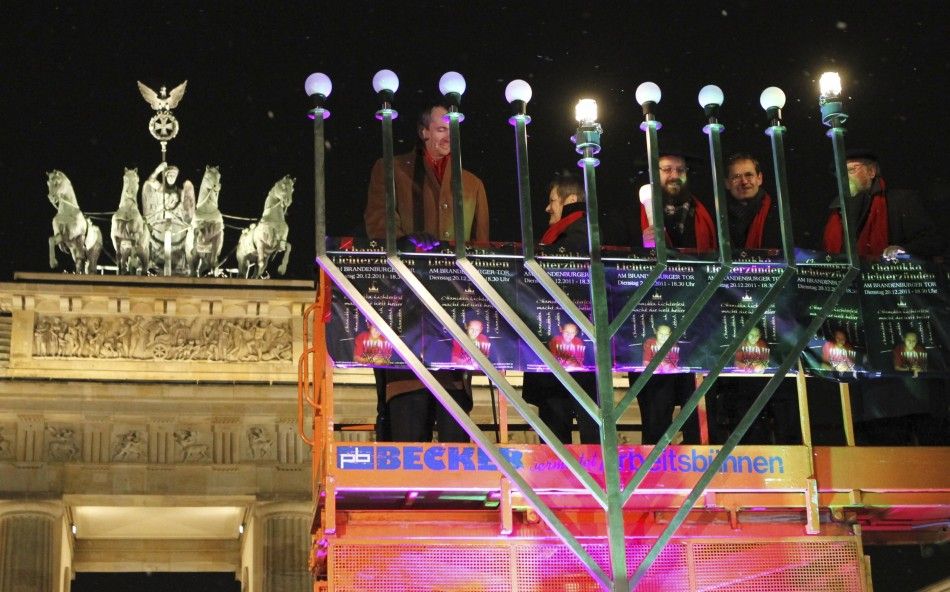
[{"xmin": 137, "ymin": 80, "xmax": 187, "ymax": 161}]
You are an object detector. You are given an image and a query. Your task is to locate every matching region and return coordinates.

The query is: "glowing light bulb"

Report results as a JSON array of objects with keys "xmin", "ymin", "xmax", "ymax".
[
  {"xmin": 304, "ymin": 72, "xmax": 332, "ymax": 98},
  {"xmin": 819, "ymin": 72, "xmax": 842, "ymax": 99},
  {"xmin": 697, "ymin": 84, "xmax": 724, "ymax": 108},
  {"xmin": 759, "ymin": 86, "xmax": 787, "ymax": 110},
  {"xmin": 575, "ymin": 99, "xmax": 598, "ymax": 125},
  {"xmin": 635, "ymin": 82, "xmax": 661, "ymax": 106},
  {"xmin": 505, "ymin": 79, "xmax": 532, "ymax": 104},
  {"xmin": 439, "ymin": 71, "xmax": 466, "ymax": 96},
  {"xmin": 372, "ymin": 69, "xmax": 399, "ymax": 94}
]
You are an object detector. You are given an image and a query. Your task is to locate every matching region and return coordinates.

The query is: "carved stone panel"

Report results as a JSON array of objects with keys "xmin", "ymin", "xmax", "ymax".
[
  {"xmin": 0, "ymin": 423, "xmax": 15, "ymax": 460},
  {"xmin": 173, "ymin": 428, "xmax": 211, "ymax": 464},
  {"xmin": 31, "ymin": 315, "xmax": 292, "ymax": 363},
  {"xmin": 245, "ymin": 425, "xmax": 276, "ymax": 462},
  {"xmin": 45, "ymin": 424, "xmax": 81, "ymax": 462},
  {"xmin": 110, "ymin": 426, "xmax": 147, "ymax": 463}
]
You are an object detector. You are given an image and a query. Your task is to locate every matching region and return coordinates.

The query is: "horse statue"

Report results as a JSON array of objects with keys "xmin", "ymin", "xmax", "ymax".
[
  {"xmin": 110, "ymin": 168, "xmax": 151, "ymax": 275},
  {"xmin": 184, "ymin": 165, "xmax": 224, "ymax": 276},
  {"xmin": 47, "ymin": 170, "xmax": 103, "ymax": 274},
  {"xmin": 236, "ymin": 175, "xmax": 294, "ymax": 279}
]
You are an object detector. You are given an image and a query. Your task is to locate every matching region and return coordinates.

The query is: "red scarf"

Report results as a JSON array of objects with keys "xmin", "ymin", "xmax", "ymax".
[
  {"xmin": 424, "ymin": 150, "xmax": 449, "ymax": 184},
  {"xmin": 540, "ymin": 211, "xmax": 584, "ymax": 245},
  {"xmin": 639, "ymin": 198, "xmax": 717, "ymax": 251},
  {"xmin": 744, "ymin": 193, "xmax": 772, "ymax": 249},
  {"xmin": 822, "ymin": 179, "xmax": 890, "ymax": 258}
]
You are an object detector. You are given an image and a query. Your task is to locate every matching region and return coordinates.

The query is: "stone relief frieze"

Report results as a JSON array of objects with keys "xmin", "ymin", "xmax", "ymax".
[
  {"xmin": 0, "ymin": 425, "xmax": 14, "ymax": 459},
  {"xmin": 173, "ymin": 429, "xmax": 210, "ymax": 463},
  {"xmin": 46, "ymin": 425, "xmax": 80, "ymax": 462},
  {"xmin": 0, "ymin": 420, "xmax": 302, "ymax": 465},
  {"xmin": 247, "ymin": 426, "xmax": 275, "ymax": 461},
  {"xmin": 32, "ymin": 315, "xmax": 293, "ymax": 362},
  {"xmin": 112, "ymin": 429, "xmax": 147, "ymax": 462}
]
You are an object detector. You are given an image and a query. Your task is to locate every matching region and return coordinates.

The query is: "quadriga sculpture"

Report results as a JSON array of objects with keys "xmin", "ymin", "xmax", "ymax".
[
  {"xmin": 184, "ymin": 165, "xmax": 224, "ymax": 276},
  {"xmin": 236, "ymin": 175, "xmax": 294, "ymax": 279},
  {"xmin": 47, "ymin": 170, "xmax": 103, "ymax": 274},
  {"xmin": 110, "ymin": 168, "xmax": 151, "ymax": 274}
]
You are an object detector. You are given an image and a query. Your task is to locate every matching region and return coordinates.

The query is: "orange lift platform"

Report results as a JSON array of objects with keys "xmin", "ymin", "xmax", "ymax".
[{"xmin": 299, "ymin": 289, "xmax": 950, "ymax": 592}]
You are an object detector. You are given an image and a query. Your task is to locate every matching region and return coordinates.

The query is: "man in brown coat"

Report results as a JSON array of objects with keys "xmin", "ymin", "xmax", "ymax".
[
  {"xmin": 363, "ymin": 101, "xmax": 490, "ymax": 442},
  {"xmin": 364, "ymin": 102, "xmax": 489, "ymax": 247}
]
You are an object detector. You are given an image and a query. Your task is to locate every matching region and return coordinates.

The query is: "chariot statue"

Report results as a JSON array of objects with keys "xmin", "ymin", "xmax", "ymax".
[{"xmin": 47, "ymin": 170, "xmax": 103, "ymax": 274}]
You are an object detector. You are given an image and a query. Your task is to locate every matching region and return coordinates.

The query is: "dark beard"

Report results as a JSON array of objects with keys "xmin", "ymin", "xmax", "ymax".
[{"xmin": 662, "ymin": 181, "xmax": 690, "ymax": 207}]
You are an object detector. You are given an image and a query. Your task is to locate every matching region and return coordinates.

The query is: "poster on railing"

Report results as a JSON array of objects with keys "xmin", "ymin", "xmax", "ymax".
[
  {"xmin": 691, "ymin": 257, "xmax": 797, "ymax": 374},
  {"xmin": 324, "ymin": 240, "xmax": 424, "ymax": 369},
  {"xmin": 418, "ymin": 251, "xmax": 521, "ymax": 371},
  {"xmin": 607, "ymin": 261, "xmax": 706, "ymax": 372},
  {"xmin": 517, "ymin": 255, "xmax": 595, "ymax": 372},
  {"xmin": 860, "ymin": 260, "xmax": 949, "ymax": 376},
  {"xmin": 797, "ymin": 262, "xmax": 872, "ymax": 378},
  {"xmin": 323, "ymin": 240, "xmax": 950, "ymax": 377}
]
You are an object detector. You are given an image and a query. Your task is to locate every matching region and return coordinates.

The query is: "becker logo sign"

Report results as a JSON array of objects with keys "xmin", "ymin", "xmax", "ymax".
[{"xmin": 337, "ymin": 445, "xmax": 525, "ymax": 471}]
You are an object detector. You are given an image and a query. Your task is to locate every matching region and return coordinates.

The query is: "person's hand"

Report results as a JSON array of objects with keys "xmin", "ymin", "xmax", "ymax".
[
  {"xmin": 642, "ymin": 227, "xmax": 656, "ymax": 248},
  {"xmin": 882, "ymin": 245, "xmax": 907, "ymax": 262},
  {"xmin": 397, "ymin": 232, "xmax": 440, "ymax": 252}
]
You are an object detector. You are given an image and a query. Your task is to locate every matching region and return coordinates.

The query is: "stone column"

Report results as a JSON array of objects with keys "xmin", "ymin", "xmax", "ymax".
[
  {"xmin": 0, "ymin": 501, "xmax": 70, "ymax": 592},
  {"xmin": 243, "ymin": 502, "xmax": 311, "ymax": 592}
]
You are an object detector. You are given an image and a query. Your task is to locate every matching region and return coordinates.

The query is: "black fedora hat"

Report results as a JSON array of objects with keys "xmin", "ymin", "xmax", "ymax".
[{"xmin": 845, "ymin": 148, "xmax": 879, "ymax": 163}]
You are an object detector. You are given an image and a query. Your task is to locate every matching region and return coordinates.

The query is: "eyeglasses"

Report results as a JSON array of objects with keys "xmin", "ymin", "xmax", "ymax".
[
  {"xmin": 659, "ymin": 166, "xmax": 688, "ymax": 175},
  {"xmin": 728, "ymin": 172, "xmax": 757, "ymax": 183},
  {"xmin": 846, "ymin": 164, "xmax": 867, "ymax": 175}
]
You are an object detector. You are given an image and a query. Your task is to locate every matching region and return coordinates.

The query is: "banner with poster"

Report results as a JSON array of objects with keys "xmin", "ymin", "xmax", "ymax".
[
  {"xmin": 324, "ymin": 239, "xmax": 950, "ymax": 377},
  {"xmin": 417, "ymin": 251, "xmax": 521, "ymax": 371},
  {"xmin": 325, "ymin": 240, "xmax": 423, "ymax": 370},
  {"xmin": 517, "ymin": 254, "xmax": 595, "ymax": 372},
  {"xmin": 797, "ymin": 262, "xmax": 871, "ymax": 379},
  {"xmin": 691, "ymin": 256, "xmax": 798, "ymax": 375},
  {"xmin": 860, "ymin": 260, "xmax": 949, "ymax": 377},
  {"xmin": 608, "ymin": 261, "xmax": 707, "ymax": 373}
]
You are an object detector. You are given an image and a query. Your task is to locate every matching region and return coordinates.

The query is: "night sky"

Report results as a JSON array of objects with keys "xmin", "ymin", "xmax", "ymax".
[
  {"xmin": 3, "ymin": 3, "xmax": 949, "ymax": 589},
  {"xmin": 2, "ymin": 2, "xmax": 948, "ymax": 281}
]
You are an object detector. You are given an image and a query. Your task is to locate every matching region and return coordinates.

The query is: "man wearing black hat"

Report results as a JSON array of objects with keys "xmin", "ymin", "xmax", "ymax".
[
  {"xmin": 608, "ymin": 150, "xmax": 716, "ymax": 253},
  {"xmin": 640, "ymin": 152, "xmax": 717, "ymax": 252},
  {"xmin": 601, "ymin": 150, "xmax": 708, "ymax": 444},
  {"xmin": 822, "ymin": 150, "xmax": 940, "ymax": 260}
]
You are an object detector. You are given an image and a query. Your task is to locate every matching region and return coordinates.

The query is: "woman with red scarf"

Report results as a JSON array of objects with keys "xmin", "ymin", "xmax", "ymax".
[{"xmin": 522, "ymin": 172, "xmax": 599, "ymax": 444}]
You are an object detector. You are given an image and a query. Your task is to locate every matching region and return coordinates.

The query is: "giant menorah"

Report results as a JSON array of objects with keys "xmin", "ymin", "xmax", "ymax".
[{"xmin": 304, "ymin": 70, "xmax": 860, "ymax": 591}]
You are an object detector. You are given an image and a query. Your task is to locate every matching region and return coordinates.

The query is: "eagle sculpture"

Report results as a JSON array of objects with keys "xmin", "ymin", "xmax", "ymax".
[{"xmin": 137, "ymin": 80, "xmax": 188, "ymax": 111}]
